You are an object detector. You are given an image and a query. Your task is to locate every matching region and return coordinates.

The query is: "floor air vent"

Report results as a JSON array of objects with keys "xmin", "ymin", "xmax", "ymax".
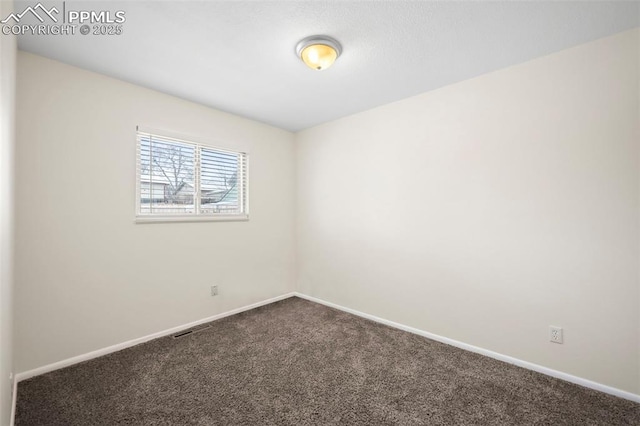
[{"xmin": 172, "ymin": 324, "xmax": 212, "ymax": 339}]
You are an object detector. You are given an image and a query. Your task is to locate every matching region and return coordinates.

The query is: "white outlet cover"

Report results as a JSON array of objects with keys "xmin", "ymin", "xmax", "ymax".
[{"xmin": 550, "ymin": 326, "xmax": 563, "ymax": 344}]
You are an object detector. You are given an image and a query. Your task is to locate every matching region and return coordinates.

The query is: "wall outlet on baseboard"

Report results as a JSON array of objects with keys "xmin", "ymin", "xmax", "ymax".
[
  {"xmin": 550, "ymin": 326, "xmax": 563, "ymax": 344},
  {"xmin": 211, "ymin": 285, "xmax": 218, "ymax": 296}
]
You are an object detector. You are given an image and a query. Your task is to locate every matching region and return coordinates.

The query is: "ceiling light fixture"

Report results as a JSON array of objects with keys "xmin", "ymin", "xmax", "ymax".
[{"xmin": 296, "ymin": 35, "xmax": 342, "ymax": 71}]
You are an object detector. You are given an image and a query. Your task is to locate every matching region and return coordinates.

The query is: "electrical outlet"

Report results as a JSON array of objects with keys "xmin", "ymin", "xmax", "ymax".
[
  {"xmin": 549, "ymin": 326, "xmax": 563, "ymax": 344},
  {"xmin": 211, "ymin": 285, "xmax": 218, "ymax": 296}
]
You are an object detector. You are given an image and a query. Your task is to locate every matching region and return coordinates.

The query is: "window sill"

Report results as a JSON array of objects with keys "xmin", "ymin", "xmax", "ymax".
[{"xmin": 135, "ymin": 214, "xmax": 249, "ymax": 224}]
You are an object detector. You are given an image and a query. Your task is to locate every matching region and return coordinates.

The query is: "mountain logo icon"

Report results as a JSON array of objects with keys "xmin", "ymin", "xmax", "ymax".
[{"xmin": 1, "ymin": 2, "xmax": 59, "ymax": 24}]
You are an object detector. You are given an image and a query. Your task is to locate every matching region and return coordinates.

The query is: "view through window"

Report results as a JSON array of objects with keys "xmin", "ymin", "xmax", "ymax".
[{"xmin": 137, "ymin": 130, "xmax": 248, "ymax": 220}]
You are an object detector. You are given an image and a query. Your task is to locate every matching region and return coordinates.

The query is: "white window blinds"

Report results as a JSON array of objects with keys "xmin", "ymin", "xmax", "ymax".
[{"xmin": 136, "ymin": 129, "xmax": 248, "ymax": 221}]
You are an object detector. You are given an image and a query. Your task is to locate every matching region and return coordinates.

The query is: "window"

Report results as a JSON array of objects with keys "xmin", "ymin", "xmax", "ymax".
[{"xmin": 136, "ymin": 129, "xmax": 248, "ymax": 222}]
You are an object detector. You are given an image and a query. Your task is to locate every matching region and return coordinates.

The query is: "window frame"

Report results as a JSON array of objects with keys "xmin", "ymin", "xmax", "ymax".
[{"xmin": 135, "ymin": 126, "xmax": 249, "ymax": 223}]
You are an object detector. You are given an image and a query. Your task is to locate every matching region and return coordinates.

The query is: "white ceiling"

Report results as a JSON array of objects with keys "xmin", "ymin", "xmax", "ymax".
[{"xmin": 16, "ymin": 1, "xmax": 640, "ymax": 132}]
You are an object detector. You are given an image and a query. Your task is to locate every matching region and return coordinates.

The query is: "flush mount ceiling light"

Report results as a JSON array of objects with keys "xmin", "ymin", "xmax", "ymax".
[{"xmin": 296, "ymin": 35, "xmax": 342, "ymax": 71}]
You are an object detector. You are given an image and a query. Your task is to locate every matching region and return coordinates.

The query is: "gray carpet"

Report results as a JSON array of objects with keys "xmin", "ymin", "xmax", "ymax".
[{"xmin": 16, "ymin": 297, "xmax": 640, "ymax": 425}]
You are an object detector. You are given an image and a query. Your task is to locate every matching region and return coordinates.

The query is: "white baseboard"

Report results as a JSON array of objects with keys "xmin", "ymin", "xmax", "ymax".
[
  {"xmin": 9, "ymin": 374, "xmax": 17, "ymax": 426},
  {"xmin": 293, "ymin": 292, "xmax": 640, "ymax": 403},
  {"xmin": 14, "ymin": 292, "xmax": 296, "ymax": 383}
]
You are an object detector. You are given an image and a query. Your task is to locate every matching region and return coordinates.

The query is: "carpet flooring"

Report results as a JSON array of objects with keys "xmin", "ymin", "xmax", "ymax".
[{"xmin": 15, "ymin": 297, "xmax": 640, "ymax": 425}]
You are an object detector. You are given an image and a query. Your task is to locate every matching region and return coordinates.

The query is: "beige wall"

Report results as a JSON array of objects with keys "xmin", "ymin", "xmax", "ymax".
[
  {"xmin": 296, "ymin": 29, "xmax": 640, "ymax": 393},
  {"xmin": 14, "ymin": 52, "xmax": 296, "ymax": 373},
  {"xmin": 0, "ymin": 0, "xmax": 16, "ymax": 423}
]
